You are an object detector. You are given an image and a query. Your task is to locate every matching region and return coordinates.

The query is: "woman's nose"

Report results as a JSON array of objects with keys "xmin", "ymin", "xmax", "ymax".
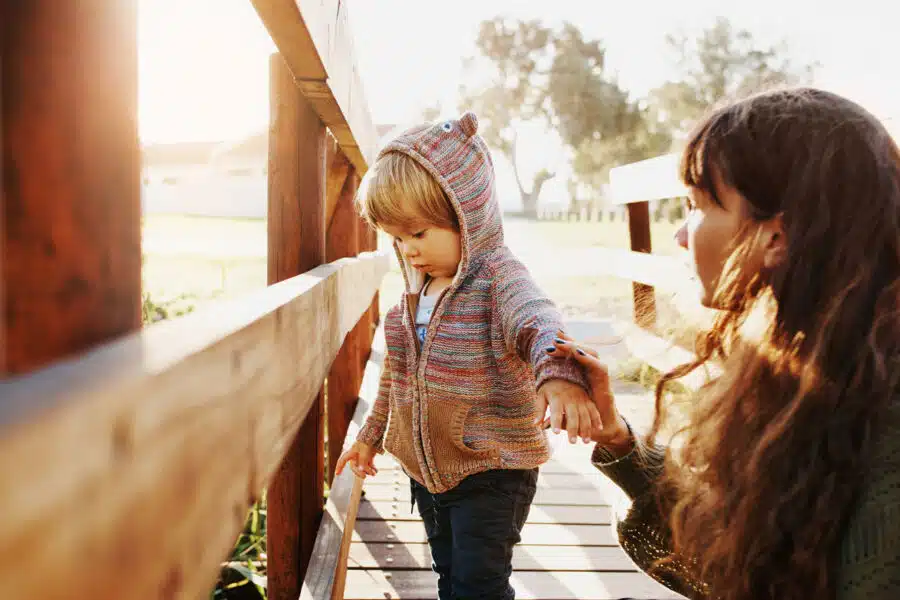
[{"xmin": 675, "ymin": 222, "xmax": 688, "ymax": 249}]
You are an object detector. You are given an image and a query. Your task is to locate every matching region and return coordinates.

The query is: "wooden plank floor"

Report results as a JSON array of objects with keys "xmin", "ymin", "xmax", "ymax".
[{"xmin": 343, "ymin": 319, "xmax": 686, "ymax": 599}]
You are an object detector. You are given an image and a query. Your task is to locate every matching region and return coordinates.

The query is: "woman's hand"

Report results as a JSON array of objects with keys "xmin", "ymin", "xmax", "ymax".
[{"xmin": 546, "ymin": 331, "xmax": 632, "ymax": 448}]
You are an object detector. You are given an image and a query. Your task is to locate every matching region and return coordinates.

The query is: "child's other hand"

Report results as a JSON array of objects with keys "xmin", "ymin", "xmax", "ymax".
[
  {"xmin": 335, "ymin": 441, "xmax": 378, "ymax": 479},
  {"xmin": 535, "ymin": 379, "xmax": 602, "ymax": 444}
]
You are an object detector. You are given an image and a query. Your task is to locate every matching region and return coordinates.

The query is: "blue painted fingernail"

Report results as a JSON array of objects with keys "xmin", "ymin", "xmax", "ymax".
[
  {"xmin": 576, "ymin": 349, "xmax": 586, "ymax": 356},
  {"xmin": 554, "ymin": 337, "xmax": 566, "ymax": 345},
  {"xmin": 545, "ymin": 346, "xmax": 556, "ymax": 353}
]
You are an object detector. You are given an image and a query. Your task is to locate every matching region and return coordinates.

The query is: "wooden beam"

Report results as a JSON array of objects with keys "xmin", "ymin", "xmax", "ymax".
[
  {"xmin": 249, "ymin": 0, "xmax": 377, "ymax": 173},
  {"xmin": 369, "ymin": 225, "xmax": 380, "ymax": 341},
  {"xmin": 267, "ymin": 53, "xmax": 329, "ymax": 600},
  {"xmin": 626, "ymin": 202, "xmax": 656, "ymax": 329},
  {"xmin": 325, "ymin": 172, "xmax": 362, "ymax": 482},
  {"xmin": 1, "ymin": 1, "xmax": 141, "ymax": 376},
  {"xmin": 360, "ymin": 220, "xmax": 380, "ymax": 351},
  {"xmin": 607, "ymin": 152, "xmax": 686, "ymax": 205},
  {"xmin": 325, "ymin": 141, "xmax": 352, "ymax": 231},
  {"xmin": 0, "ymin": 252, "xmax": 390, "ymax": 600}
]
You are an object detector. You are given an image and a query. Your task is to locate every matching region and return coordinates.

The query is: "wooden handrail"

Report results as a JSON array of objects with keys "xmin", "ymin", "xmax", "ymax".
[
  {"xmin": 603, "ymin": 153, "xmax": 690, "ymax": 327},
  {"xmin": 607, "ymin": 152, "xmax": 687, "ymax": 206},
  {"xmin": 249, "ymin": 0, "xmax": 378, "ymax": 173},
  {"xmin": 0, "ymin": 252, "xmax": 389, "ymax": 600},
  {"xmin": 3, "ymin": 3, "xmax": 382, "ymax": 600}
]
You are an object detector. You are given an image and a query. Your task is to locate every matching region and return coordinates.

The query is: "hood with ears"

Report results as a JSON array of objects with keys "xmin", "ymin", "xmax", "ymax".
[{"xmin": 379, "ymin": 112, "xmax": 502, "ymax": 293}]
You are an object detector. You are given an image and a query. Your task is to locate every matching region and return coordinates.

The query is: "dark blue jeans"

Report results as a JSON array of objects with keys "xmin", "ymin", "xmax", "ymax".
[{"xmin": 410, "ymin": 468, "xmax": 539, "ymax": 600}]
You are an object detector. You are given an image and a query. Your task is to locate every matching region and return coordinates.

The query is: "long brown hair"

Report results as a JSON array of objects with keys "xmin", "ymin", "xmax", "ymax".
[{"xmin": 652, "ymin": 88, "xmax": 900, "ymax": 599}]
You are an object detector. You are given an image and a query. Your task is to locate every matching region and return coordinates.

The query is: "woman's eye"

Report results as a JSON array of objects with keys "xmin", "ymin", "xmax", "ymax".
[{"xmin": 412, "ymin": 230, "xmax": 427, "ymax": 239}]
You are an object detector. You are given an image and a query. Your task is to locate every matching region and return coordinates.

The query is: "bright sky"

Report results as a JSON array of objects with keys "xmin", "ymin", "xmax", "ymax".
[
  {"xmin": 138, "ymin": 0, "xmax": 898, "ymax": 205},
  {"xmin": 139, "ymin": 0, "xmax": 899, "ymax": 145}
]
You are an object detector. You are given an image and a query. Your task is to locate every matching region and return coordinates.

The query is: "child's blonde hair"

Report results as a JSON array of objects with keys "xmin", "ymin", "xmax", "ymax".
[{"xmin": 357, "ymin": 151, "xmax": 459, "ymax": 231}]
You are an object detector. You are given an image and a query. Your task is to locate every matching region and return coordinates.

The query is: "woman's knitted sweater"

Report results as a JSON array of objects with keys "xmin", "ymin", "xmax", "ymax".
[{"xmin": 591, "ymin": 401, "xmax": 900, "ymax": 599}]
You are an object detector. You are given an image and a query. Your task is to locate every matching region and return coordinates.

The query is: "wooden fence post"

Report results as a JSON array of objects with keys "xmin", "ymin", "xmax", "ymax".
[
  {"xmin": 266, "ymin": 53, "xmax": 327, "ymax": 600},
  {"xmin": 1, "ymin": 1, "xmax": 142, "ymax": 376},
  {"xmin": 626, "ymin": 201, "xmax": 656, "ymax": 328},
  {"xmin": 325, "ymin": 170, "xmax": 364, "ymax": 482},
  {"xmin": 361, "ymin": 222, "xmax": 379, "ymax": 350}
]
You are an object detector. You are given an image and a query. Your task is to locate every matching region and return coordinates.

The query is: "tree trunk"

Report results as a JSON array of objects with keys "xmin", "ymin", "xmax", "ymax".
[
  {"xmin": 507, "ymin": 134, "xmax": 553, "ymax": 220},
  {"xmin": 520, "ymin": 191, "xmax": 537, "ymax": 219}
]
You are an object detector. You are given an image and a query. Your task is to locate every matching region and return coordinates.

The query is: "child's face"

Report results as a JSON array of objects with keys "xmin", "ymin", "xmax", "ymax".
[{"xmin": 381, "ymin": 221, "xmax": 462, "ymax": 280}]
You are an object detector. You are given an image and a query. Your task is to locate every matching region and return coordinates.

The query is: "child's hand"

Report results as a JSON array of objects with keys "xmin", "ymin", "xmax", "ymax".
[
  {"xmin": 535, "ymin": 379, "xmax": 603, "ymax": 444},
  {"xmin": 335, "ymin": 441, "xmax": 378, "ymax": 479}
]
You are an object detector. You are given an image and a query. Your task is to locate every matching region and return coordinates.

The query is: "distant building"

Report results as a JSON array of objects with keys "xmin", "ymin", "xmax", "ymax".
[
  {"xmin": 142, "ymin": 132, "xmax": 268, "ymax": 218},
  {"xmin": 142, "ymin": 126, "xmax": 396, "ymax": 218}
]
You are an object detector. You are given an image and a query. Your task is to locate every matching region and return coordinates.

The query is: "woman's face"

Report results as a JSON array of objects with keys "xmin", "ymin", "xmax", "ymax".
[{"xmin": 675, "ymin": 178, "xmax": 753, "ymax": 308}]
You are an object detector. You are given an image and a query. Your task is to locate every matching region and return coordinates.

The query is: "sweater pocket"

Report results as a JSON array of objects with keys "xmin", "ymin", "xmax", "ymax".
[
  {"xmin": 383, "ymin": 402, "xmax": 423, "ymax": 482},
  {"xmin": 427, "ymin": 400, "xmax": 499, "ymax": 475}
]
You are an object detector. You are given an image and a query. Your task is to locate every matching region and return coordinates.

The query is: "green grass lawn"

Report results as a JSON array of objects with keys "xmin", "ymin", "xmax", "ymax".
[
  {"xmin": 142, "ymin": 214, "xmax": 267, "ymax": 309},
  {"xmin": 517, "ymin": 216, "xmax": 682, "ymax": 254}
]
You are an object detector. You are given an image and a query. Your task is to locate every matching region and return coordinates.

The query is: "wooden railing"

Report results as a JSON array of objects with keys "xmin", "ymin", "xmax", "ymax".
[
  {"xmin": 607, "ymin": 153, "xmax": 686, "ymax": 329},
  {"xmin": 606, "ymin": 154, "xmax": 717, "ymax": 390},
  {"xmin": 1, "ymin": 2, "xmax": 386, "ymax": 600}
]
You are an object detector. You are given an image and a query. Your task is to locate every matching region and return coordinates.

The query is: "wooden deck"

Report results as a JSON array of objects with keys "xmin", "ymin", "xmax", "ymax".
[{"xmin": 341, "ymin": 320, "xmax": 687, "ymax": 600}]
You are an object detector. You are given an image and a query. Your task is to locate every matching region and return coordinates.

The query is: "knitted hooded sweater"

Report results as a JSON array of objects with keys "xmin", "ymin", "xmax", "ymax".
[{"xmin": 356, "ymin": 112, "xmax": 587, "ymax": 494}]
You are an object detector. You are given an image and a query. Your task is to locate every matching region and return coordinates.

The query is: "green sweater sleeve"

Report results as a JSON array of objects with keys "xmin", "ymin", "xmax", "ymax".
[
  {"xmin": 592, "ymin": 437, "xmax": 705, "ymax": 599},
  {"xmin": 592, "ymin": 408, "xmax": 900, "ymax": 600},
  {"xmin": 836, "ymin": 498, "xmax": 900, "ymax": 599},
  {"xmin": 834, "ymin": 404, "xmax": 900, "ymax": 599}
]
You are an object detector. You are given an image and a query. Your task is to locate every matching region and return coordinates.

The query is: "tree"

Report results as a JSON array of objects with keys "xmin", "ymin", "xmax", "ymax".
[
  {"xmin": 458, "ymin": 19, "xmax": 552, "ymax": 217},
  {"xmin": 647, "ymin": 17, "xmax": 818, "ymax": 139},
  {"xmin": 570, "ymin": 102, "xmax": 672, "ymax": 196},
  {"xmin": 459, "ymin": 19, "xmax": 654, "ymax": 216}
]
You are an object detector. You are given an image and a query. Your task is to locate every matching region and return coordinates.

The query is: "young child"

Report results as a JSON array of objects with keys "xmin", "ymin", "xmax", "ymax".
[{"xmin": 335, "ymin": 112, "xmax": 599, "ymax": 599}]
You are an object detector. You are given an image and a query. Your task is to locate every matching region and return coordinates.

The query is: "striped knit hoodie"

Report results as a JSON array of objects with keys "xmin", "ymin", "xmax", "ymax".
[{"xmin": 357, "ymin": 112, "xmax": 588, "ymax": 494}]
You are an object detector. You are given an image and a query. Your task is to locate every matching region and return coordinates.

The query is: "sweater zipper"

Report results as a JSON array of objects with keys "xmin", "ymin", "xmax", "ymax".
[{"xmin": 407, "ymin": 284, "xmax": 451, "ymax": 489}]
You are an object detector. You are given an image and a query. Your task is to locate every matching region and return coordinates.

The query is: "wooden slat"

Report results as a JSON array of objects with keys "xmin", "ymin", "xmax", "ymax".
[
  {"xmin": 344, "ymin": 570, "xmax": 684, "ymax": 599},
  {"xmin": 363, "ymin": 471, "xmax": 613, "ymax": 491},
  {"xmin": 348, "ymin": 543, "xmax": 636, "ymax": 571},
  {"xmin": 301, "ymin": 327, "xmax": 386, "ymax": 599},
  {"xmin": 587, "ymin": 249, "xmax": 694, "ymax": 293},
  {"xmin": 370, "ymin": 453, "xmax": 602, "ymax": 476},
  {"xmin": 353, "ymin": 521, "xmax": 619, "ymax": 546},
  {"xmin": 608, "ymin": 152, "xmax": 686, "ymax": 205},
  {"xmin": 359, "ymin": 486, "xmax": 615, "ymax": 507},
  {"xmin": 357, "ymin": 501, "xmax": 613, "ymax": 525},
  {"xmin": 357, "ymin": 193, "xmax": 379, "ymax": 354},
  {"xmin": 0, "ymin": 252, "xmax": 389, "ymax": 600},
  {"xmin": 249, "ymin": 0, "xmax": 377, "ymax": 172},
  {"xmin": 1, "ymin": 0, "xmax": 141, "ymax": 375},
  {"xmin": 267, "ymin": 52, "xmax": 329, "ymax": 600}
]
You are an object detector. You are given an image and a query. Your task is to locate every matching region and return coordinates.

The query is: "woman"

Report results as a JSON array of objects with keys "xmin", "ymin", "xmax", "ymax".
[{"xmin": 549, "ymin": 88, "xmax": 900, "ymax": 600}]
